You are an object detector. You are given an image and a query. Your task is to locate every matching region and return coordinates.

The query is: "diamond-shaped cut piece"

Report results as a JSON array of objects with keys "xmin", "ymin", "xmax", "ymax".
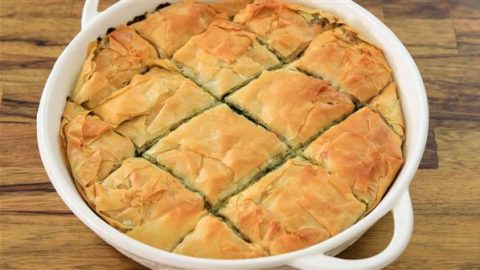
[
  {"xmin": 92, "ymin": 63, "xmax": 216, "ymax": 150},
  {"xmin": 234, "ymin": 0, "xmax": 337, "ymax": 61},
  {"xmin": 303, "ymin": 107, "xmax": 403, "ymax": 210},
  {"xmin": 94, "ymin": 158, "xmax": 206, "ymax": 251},
  {"xmin": 294, "ymin": 27, "xmax": 392, "ymax": 103},
  {"xmin": 227, "ymin": 69, "xmax": 354, "ymax": 148},
  {"xmin": 172, "ymin": 20, "xmax": 280, "ymax": 98},
  {"xmin": 144, "ymin": 104, "xmax": 288, "ymax": 205},
  {"xmin": 220, "ymin": 158, "xmax": 365, "ymax": 255}
]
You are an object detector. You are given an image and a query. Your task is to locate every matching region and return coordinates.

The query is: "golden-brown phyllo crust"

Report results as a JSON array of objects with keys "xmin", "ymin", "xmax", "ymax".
[
  {"xmin": 172, "ymin": 20, "xmax": 280, "ymax": 98},
  {"xmin": 60, "ymin": 102, "xmax": 89, "ymax": 161},
  {"xmin": 173, "ymin": 215, "xmax": 267, "ymax": 259},
  {"xmin": 209, "ymin": 0, "xmax": 254, "ymax": 18},
  {"xmin": 60, "ymin": 102, "xmax": 135, "ymax": 203},
  {"xmin": 370, "ymin": 82, "xmax": 405, "ymax": 139},
  {"xmin": 294, "ymin": 27, "xmax": 392, "ymax": 103},
  {"xmin": 59, "ymin": 0, "xmax": 406, "ymax": 259},
  {"xmin": 220, "ymin": 158, "xmax": 366, "ymax": 255},
  {"xmin": 91, "ymin": 60, "xmax": 216, "ymax": 149},
  {"xmin": 132, "ymin": 1, "xmax": 227, "ymax": 59},
  {"xmin": 144, "ymin": 104, "xmax": 288, "ymax": 206},
  {"xmin": 93, "ymin": 158, "xmax": 206, "ymax": 250},
  {"xmin": 227, "ymin": 69, "xmax": 354, "ymax": 148},
  {"xmin": 72, "ymin": 26, "xmax": 159, "ymax": 109},
  {"xmin": 234, "ymin": 0, "xmax": 337, "ymax": 61},
  {"xmin": 303, "ymin": 107, "xmax": 403, "ymax": 211}
]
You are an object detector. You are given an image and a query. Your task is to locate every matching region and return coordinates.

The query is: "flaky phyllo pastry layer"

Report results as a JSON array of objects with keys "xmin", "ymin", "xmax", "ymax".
[{"xmin": 61, "ymin": 0, "xmax": 405, "ymax": 259}]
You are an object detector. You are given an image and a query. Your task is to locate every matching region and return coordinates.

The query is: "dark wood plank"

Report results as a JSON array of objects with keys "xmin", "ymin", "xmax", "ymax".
[
  {"xmin": 0, "ymin": 0, "xmax": 75, "ymax": 18},
  {"xmin": 0, "ymin": 191, "xmax": 68, "ymax": 214},
  {"xmin": 383, "ymin": 0, "xmax": 451, "ymax": 19},
  {"xmin": 433, "ymin": 120, "xmax": 480, "ymax": 171},
  {"xmin": 0, "ymin": 181, "xmax": 53, "ymax": 193},
  {"xmin": 0, "ymin": 171, "xmax": 50, "ymax": 186},
  {"xmin": 0, "ymin": 17, "xmax": 79, "ymax": 47},
  {"xmin": 339, "ymin": 214, "xmax": 393, "ymax": 260},
  {"xmin": 0, "ymin": 41, "xmax": 61, "ymax": 69},
  {"xmin": 419, "ymin": 121, "xmax": 439, "ymax": 169},
  {"xmin": 0, "ymin": 124, "xmax": 42, "ymax": 169},
  {"xmin": 415, "ymin": 56, "xmax": 480, "ymax": 121},
  {"xmin": 0, "ymin": 214, "xmax": 144, "ymax": 270},
  {"xmin": 449, "ymin": 0, "xmax": 480, "ymax": 19},
  {"xmin": 384, "ymin": 19, "xmax": 458, "ymax": 56},
  {"xmin": 453, "ymin": 19, "xmax": 480, "ymax": 55},
  {"xmin": 0, "ymin": 99, "xmax": 38, "ymax": 124},
  {"xmin": 0, "ymin": 69, "xmax": 51, "ymax": 100},
  {"xmin": 355, "ymin": 0, "xmax": 384, "ymax": 19}
]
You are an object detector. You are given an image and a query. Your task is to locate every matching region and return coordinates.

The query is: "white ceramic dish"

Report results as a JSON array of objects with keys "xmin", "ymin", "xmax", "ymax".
[{"xmin": 37, "ymin": 0, "xmax": 429, "ymax": 269}]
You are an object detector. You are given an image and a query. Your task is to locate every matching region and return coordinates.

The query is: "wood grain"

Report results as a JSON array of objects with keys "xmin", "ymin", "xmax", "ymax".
[
  {"xmin": 1, "ymin": 214, "xmax": 142, "ymax": 270},
  {"xmin": 383, "ymin": 0, "xmax": 451, "ymax": 19},
  {"xmin": 453, "ymin": 19, "xmax": 480, "ymax": 55},
  {"xmin": 1, "ymin": 0, "xmax": 479, "ymax": 269},
  {"xmin": 384, "ymin": 19, "xmax": 458, "ymax": 56},
  {"xmin": 449, "ymin": 0, "xmax": 480, "ymax": 19}
]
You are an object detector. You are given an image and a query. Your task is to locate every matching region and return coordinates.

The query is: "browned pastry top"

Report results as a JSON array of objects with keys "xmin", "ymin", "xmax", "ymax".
[{"xmin": 61, "ymin": 0, "xmax": 404, "ymax": 259}]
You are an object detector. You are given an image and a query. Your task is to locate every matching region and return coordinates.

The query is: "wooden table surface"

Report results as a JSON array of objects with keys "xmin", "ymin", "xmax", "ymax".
[{"xmin": 1, "ymin": 0, "xmax": 479, "ymax": 269}]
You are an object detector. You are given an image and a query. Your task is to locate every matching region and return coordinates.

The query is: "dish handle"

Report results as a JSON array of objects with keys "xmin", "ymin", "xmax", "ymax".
[
  {"xmin": 81, "ymin": 0, "xmax": 100, "ymax": 29},
  {"xmin": 289, "ymin": 191, "xmax": 413, "ymax": 270},
  {"xmin": 82, "ymin": 0, "xmax": 128, "ymax": 29}
]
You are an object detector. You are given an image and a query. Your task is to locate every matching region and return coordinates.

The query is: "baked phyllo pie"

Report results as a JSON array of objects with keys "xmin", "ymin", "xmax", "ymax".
[
  {"xmin": 61, "ymin": 0, "xmax": 405, "ymax": 259},
  {"xmin": 91, "ymin": 61, "xmax": 216, "ymax": 150},
  {"xmin": 60, "ymin": 102, "xmax": 135, "ymax": 203},
  {"xmin": 144, "ymin": 104, "xmax": 288, "ymax": 206},
  {"xmin": 132, "ymin": 1, "xmax": 227, "ymax": 59},
  {"xmin": 303, "ymin": 108, "xmax": 403, "ymax": 210},
  {"xmin": 72, "ymin": 26, "xmax": 159, "ymax": 109},
  {"xmin": 173, "ymin": 215, "xmax": 267, "ymax": 259},
  {"xmin": 294, "ymin": 27, "xmax": 392, "ymax": 103},
  {"xmin": 93, "ymin": 158, "xmax": 205, "ymax": 250},
  {"xmin": 172, "ymin": 20, "xmax": 280, "ymax": 98},
  {"xmin": 220, "ymin": 158, "xmax": 366, "ymax": 255},
  {"xmin": 226, "ymin": 69, "xmax": 354, "ymax": 148},
  {"xmin": 234, "ymin": 0, "xmax": 337, "ymax": 61}
]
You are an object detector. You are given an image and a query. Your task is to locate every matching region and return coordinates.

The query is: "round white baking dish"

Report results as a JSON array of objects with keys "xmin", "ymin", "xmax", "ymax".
[{"xmin": 37, "ymin": 0, "xmax": 429, "ymax": 269}]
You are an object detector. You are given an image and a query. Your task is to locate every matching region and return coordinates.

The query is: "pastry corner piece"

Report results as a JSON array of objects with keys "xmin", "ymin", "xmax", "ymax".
[
  {"xmin": 303, "ymin": 107, "xmax": 404, "ymax": 211},
  {"xmin": 172, "ymin": 20, "xmax": 280, "ymax": 98},
  {"xmin": 220, "ymin": 158, "xmax": 366, "ymax": 255},
  {"xmin": 91, "ymin": 62, "xmax": 216, "ymax": 150},
  {"xmin": 173, "ymin": 215, "xmax": 267, "ymax": 259},
  {"xmin": 226, "ymin": 68, "xmax": 354, "ymax": 148},
  {"xmin": 60, "ymin": 102, "xmax": 135, "ymax": 203},
  {"xmin": 132, "ymin": 1, "xmax": 227, "ymax": 58},
  {"xmin": 144, "ymin": 104, "xmax": 288, "ymax": 206},
  {"xmin": 294, "ymin": 27, "xmax": 392, "ymax": 103},
  {"xmin": 234, "ymin": 0, "xmax": 338, "ymax": 61},
  {"xmin": 369, "ymin": 82, "xmax": 405, "ymax": 139},
  {"xmin": 72, "ymin": 26, "xmax": 159, "ymax": 109},
  {"xmin": 93, "ymin": 158, "xmax": 206, "ymax": 251}
]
